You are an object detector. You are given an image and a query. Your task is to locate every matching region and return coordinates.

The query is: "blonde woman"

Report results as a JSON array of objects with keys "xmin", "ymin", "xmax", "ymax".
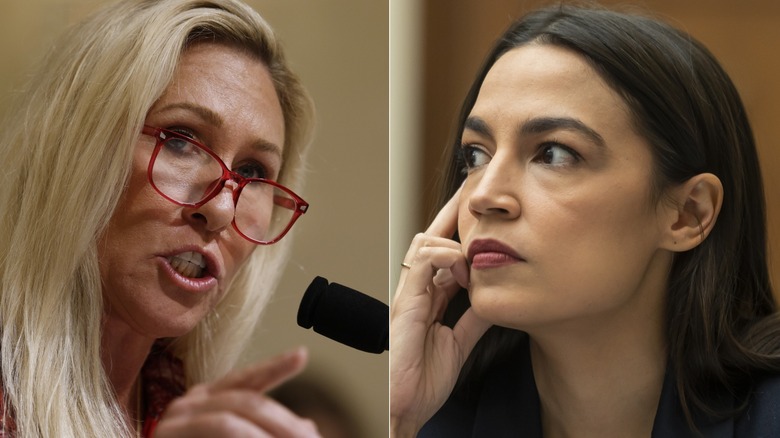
[{"xmin": 0, "ymin": 0, "xmax": 319, "ymax": 436}]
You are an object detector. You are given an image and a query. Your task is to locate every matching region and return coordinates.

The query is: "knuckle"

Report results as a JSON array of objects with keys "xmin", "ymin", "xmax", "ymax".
[
  {"xmin": 432, "ymin": 269, "xmax": 453, "ymax": 285},
  {"xmin": 203, "ymin": 412, "xmax": 247, "ymax": 435},
  {"xmin": 242, "ymin": 391, "xmax": 271, "ymax": 410},
  {"xmin": 416, "ymin": 245, "xmax": 436, "ymax": 259},
  {"xmin": 410, "ymin": 232, "xmax": 429, "ymax": 247}
]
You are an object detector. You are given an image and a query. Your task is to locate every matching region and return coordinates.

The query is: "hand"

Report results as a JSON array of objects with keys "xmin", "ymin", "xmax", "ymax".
[
  {"xmin": 390, "ymin": 189, "xmax": 492, "ymax": 437},
  {"xmin": 154, "ymin": 348, "xmax": 321, "ymax": 438}
]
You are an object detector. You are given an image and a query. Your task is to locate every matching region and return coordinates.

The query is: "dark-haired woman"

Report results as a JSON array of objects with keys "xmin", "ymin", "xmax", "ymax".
[{"xmin": 391, "ymin": 5, "xmax": 780, "ymax": 437}]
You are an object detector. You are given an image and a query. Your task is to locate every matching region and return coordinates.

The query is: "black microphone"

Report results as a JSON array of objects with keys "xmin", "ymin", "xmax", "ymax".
[{"xmin": 297, "ymin": 276, "xmax": 388, "ymax": 354}]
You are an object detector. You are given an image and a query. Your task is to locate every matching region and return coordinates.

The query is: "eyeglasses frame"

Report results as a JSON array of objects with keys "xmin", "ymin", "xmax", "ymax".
[{"xmin": 141, "ymin": 125, "xmax": 309, "ymax": 245}]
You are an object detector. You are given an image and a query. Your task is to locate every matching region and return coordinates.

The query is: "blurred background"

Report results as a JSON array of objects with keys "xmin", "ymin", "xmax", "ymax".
[
  {"xmin": 391, "ymin": 0, "xmax": 780, "ymax": 295},
  {"xmin": 0, "ymin": 1, "xmax": 388, "ymax": 437}
]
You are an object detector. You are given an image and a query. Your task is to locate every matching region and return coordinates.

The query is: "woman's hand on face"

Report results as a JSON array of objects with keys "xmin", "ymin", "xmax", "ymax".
[
  {"xmin": 390, "ymin": 188, "xmax": 492, "ymax": 437},
  {"xmin": 154, "ymin": 348, "xmax": 320, "ymax": 438}
]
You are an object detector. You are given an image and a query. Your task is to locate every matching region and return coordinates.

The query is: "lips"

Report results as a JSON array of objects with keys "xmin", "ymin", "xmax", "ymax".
[
  {"xmin": 161, "ymin": 246, "xmax": 222, "ymax": 281},
  {"xmin": 467, "ymin": 239, "xmax": 525, "ymax": 269},
  {"xmin": 158, "ymin": 247, "xmax": 221, "ymax": 293},
  {"xmin": 167, "ymin": 251, "xmax": 207, "ymax": 278}
]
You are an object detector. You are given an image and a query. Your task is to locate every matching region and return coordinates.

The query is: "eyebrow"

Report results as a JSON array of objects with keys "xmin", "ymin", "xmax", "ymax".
[
  {"xmin": 463, "ymin": 115, "xmax": 606, "ymax": 148},
  {"xmin": 463, "ymin": 116, "xmax": 493, "ymax": 139},
  {"xmin": 153, "ymin": 101, "xmax": 283, "ymax": 158},
  {"xmin": 251, "ymin": 138, "xmax": 283, "ymax": 160},
  {"xmin": 156, "ymin": 102, "xmax": 224, "ymax": 128},
  {"xmin": 521, "ymin": 116, "xmax": 605, "ymax": 148}
]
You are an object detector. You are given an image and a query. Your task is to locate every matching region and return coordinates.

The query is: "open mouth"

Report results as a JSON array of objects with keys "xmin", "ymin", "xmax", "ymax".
[{"xmin": 167, "ymin": 251, "xmax": 207, "ymax": 278}]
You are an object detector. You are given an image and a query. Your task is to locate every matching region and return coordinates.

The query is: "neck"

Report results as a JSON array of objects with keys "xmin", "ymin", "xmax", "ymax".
[
  {"xmin": 528, "ymin": 257, "xmax": 669, "ymax": 438},
  {"xmin": 530, "ymin": 327, "xmax": 666, "ymax": 438},
  {"xmin": 101, "ymin": 315, "xmax": 155, "ymax": 430}
]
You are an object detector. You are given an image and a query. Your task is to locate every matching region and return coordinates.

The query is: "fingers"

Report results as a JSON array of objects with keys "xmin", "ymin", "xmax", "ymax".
[
  {"xmin": 452, "ymin": 308, "xmax": 492, "ymax": 360},
  {"xmin": 156, "ymin": 348, "xmax": 320, "ymax": 438},
  {"xmin": 399, "ymin": 246, "xmax": 467, "ymax": 303},
  {"xmin": 398, "ymin": 188, "xmax": 463, "ymax": 289},
  {"xmin": 209, "ymin": 347, "xmax": 308, "ymax": 394},
  {"xmin": 431, "ymin": 268, "xmax": 465, "ymax": 322},
  {"xmin": 154, "ymin": 413, "xmax": 268, "ymax": 438},
  {"xmin": 390, "ymin": 187, "xmax": 495, "ymax": 434},
  {"xmin": 394, "ymin": 187, "xmax": 469, "ymax": 329},
  {"xmin": 161, "ymin": 390, "xmax": 319, "ymax": 438},
  {"xmin": 424, "ymin": 186, "xmax": 462, "ymax": 238}
]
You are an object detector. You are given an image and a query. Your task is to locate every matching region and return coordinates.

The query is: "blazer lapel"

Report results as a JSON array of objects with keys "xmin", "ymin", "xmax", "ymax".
[{"xmin": 652, "ymin": 365, "xmax": 734, "ymax": 438}]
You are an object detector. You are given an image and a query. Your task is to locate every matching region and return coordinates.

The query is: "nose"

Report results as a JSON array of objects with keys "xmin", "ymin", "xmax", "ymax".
[
  {"xmin": 467, "ymin": 153, "xmax": 521, "ymax": 219},
  {"xmin": 184, "ymin": 182, "xmax": 237, "ymax": 234}
]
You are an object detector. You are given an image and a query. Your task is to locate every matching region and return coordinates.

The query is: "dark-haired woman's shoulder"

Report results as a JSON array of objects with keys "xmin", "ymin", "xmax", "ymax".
[
  {"xmin": 734, "ymin": 374, "xmax": 780, "ymax": 437},
  {"xmin": 419, "ymin": 333, "xmax": 539, "ymax": 438}
]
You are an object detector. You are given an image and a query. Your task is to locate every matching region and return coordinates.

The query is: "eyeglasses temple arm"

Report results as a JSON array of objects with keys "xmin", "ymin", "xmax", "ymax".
[{"xmin": 274, "ymin": 195, "xmax": 304, "ymax": 212}]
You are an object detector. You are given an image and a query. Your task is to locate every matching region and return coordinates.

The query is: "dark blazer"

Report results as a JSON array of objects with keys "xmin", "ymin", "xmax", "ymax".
[{"xmin": 420, "ymin": 337, "xmax": 780, "ymax": 437}]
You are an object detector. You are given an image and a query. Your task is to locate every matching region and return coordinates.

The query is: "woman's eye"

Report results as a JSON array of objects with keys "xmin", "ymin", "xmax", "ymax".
[
  {"xmin": 234, "ymin": 162, "xmax": 268, "ymax": 180},
  {"xmin": 460, "ymin": 144, "xmax": 491, "ymax": 170},
  {"xmin": 163, "ymin": 137, "xmax": 198, "ymax": 155},
  {"xmin": 536, "ymin": 143, "xmax": 580, "ymax": 166},
  {"xmin": 162, "ymin": 128, "xmax": 199, "ymax": 154},
  {"xmin": 168, "ymin": 127, "xmax": 195, "ymax": 138}
]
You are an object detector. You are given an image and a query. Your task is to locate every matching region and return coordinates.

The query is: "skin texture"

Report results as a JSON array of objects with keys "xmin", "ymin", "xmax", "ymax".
[
  {"xmin": 390, "ymin": 44, "xmax": 724, "ymax": 437},
  {"xmin": 391, "ymin": 191, "xmax": 489, "ymax": 436},
  {"xmin": 98, "ymin": 43, "xmax": 319, "ymax": 437},
  {"xmin": 100, "ymin": 43, "xmax": 283, "ymax": 342},
  {"xmin": 458, "ymin": 44, "xmax": 672, "ymax": 334},
  {"xmin": 458, "ymin": 44, "xmax": 674, "ymax": 438}
]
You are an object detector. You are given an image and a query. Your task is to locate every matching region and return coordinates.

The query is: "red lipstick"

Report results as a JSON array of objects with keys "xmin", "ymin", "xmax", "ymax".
[{"xmin": 467, "ymin": 239, "xmax": 524, "ymax": 269}]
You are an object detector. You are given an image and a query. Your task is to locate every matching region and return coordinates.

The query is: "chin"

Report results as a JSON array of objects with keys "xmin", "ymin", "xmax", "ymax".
[
  {"xmin": 469, "ymin": 285, "xmax": 518, "ymax": 324},
  {"xmin": 151, "ymin": 320, "xmax": 203, "ymax": 339},
  {"xmin": 141, "ymin": 304, "xmax": 211, "ymax": 339},
  {"xmin": 468, "ymin": 284, "xmax": 547, "ymax": 330}
]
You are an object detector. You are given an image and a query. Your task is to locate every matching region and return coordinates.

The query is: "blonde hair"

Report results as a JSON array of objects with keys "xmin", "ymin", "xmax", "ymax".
[{"xmin": 0, "ymin": 0, "xmax": 314, "ymax": 436}]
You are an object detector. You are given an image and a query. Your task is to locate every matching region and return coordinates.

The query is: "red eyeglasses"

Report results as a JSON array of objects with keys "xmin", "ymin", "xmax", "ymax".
[{"xmin": 142, "ymin": 126, "xmax": 308, "ymax": 245}]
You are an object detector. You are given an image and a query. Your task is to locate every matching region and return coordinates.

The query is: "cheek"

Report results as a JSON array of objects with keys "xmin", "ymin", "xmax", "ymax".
[
  {"xmin": 533, "ymin": 173, "xmax": 658, "ymax": 241},
  {"xmin": 105, "ymin": 168, "xmax": 168, "ymax": 241},
  {"xmin": 534, "ymin": 189, "xmax": 663, "ymax": 293},
  {"xmin": 221, "ymin": 239, "xmax": 257, "ymax": 282},
  {"xmin": 98, "ymin": 180, "xmax": 161, "ymax": 280}
]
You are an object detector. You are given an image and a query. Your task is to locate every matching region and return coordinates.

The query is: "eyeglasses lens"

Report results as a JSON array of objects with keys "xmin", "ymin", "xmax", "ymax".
[{"xmin": 151, "ymin": 136, "xmax": 299, "ymax": 243}]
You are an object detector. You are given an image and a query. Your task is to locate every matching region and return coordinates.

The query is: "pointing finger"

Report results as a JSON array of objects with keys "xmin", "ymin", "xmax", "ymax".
[{"xmin": 209, "ymin": 347, "xmax": 308, "ymax": 394}]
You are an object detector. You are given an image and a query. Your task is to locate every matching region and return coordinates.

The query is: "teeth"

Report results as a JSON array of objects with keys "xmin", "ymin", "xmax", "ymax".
[{"xmin": 167, "ymin": 251, "xmax": 206, "ymax": 278}]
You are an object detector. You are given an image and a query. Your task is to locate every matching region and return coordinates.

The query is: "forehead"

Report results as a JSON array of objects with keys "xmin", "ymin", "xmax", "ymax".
[
  {"xmin": 472, "ymin": 44, "xmax": 635, "ymax": 136},
  {"xmin": 152, "ymin": 42, "xmax": 285, "ymax": 151}
]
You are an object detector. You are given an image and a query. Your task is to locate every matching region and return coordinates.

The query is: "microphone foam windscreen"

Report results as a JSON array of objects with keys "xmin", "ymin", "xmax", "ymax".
[{"xmin": 297, "ymin": 276, "xmax": 388, "ymax": 354}]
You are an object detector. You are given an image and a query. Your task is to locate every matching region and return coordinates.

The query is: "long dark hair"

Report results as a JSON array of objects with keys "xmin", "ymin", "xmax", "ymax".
[{"xmin": 440, "ymin": 4, "xmax": 778, "ymax": 426}]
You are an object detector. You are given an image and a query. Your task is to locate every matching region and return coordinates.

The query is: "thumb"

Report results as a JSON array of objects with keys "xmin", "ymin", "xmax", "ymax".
[{"xmin": 452, "ymin": 309, "xmax": 492, "ymax": 363}]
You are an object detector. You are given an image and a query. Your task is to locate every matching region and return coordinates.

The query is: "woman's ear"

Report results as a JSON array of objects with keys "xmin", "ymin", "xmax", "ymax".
[{"xmin": 660, "ymin": 173, "xmax": 723, "ymax": 252}]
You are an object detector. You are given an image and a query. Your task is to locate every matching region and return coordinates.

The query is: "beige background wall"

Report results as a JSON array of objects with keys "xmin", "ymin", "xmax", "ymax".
[
  {"xmin": 246, "ymin": 2, "xmax": 388, "ymax": 436},
  {"xmin": 0, "ymin": 1, "xmax": 388, "ymax": 437}
]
